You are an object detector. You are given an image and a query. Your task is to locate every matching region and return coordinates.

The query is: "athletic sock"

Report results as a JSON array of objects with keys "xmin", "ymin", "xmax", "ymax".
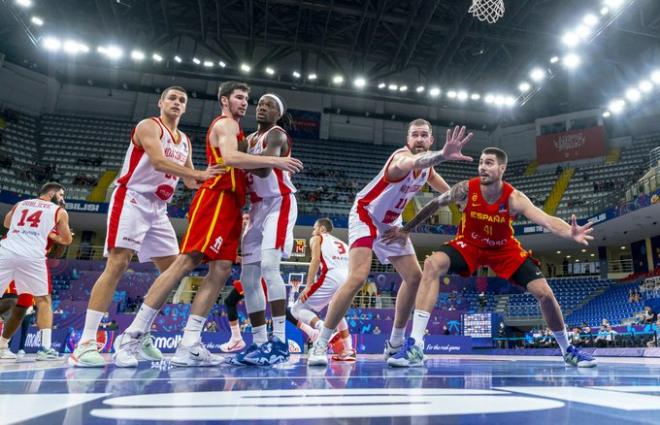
[
  {"xmin": 252, "ymin": 324, "xmax": 268, "ymax": 345},
  {"xmin": 410, "ymin": 310, "xmax": 431, "ymax": 349},
  {"xmin": 390, "ymin": 326, "xmax": 406, "ymax": 348},
  {"xmin": 552, "ymin": 330, "xmax": 570, "ymax": 356},
  {"xmin": 125, "ymin": 303, "xmax": 159, "ymax": 335},
  {"xmin": 273, "ymin": 315, "xmax": 286, "ymax": 342},
  {"xmin": 80, "ymin": 309, "xmax": 105, "ymax": 343},
  {"xmin": 181, "ymin": 314, "xmax": 206, "ymax": 347}
]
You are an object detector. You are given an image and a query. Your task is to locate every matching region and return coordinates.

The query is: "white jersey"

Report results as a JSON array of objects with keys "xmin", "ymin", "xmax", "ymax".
[
  {"xmin": 246, "ymin": 125, "xmax": 296, "ymax": 201},
  {"xmin": 116, "ymin": 117, "xmax": 190, "ymax": 202},
  {"xmin": 1, "ymin": 198, "xmax": 59, "ymax": 258},
  {"xmin": 318, "ymin": 233, "xmax": 349, "ymax": 274},
  {"xmin": 352, "ymin": 147, "xmax": 430, "ymax": 228}
]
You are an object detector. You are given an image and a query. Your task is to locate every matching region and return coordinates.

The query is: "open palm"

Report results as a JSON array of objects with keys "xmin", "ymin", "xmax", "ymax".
[
  {"xmin": 571, "ymin": 215, "xmax": 594, "ymax": 245},
  {"xmin": 441, "ymin": 125, "xmax": 474, "ymax": 162}
]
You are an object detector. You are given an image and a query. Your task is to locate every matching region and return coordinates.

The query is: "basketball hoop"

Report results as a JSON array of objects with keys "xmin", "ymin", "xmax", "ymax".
[{"xmin": 468, "ymin": 0, "xmax": 505, "ymax": 24}]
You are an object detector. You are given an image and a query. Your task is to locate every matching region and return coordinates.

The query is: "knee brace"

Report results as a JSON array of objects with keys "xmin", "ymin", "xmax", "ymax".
[
  {"xmin": 260, "ymin": 249, "xmax": 286, "ymax": 301},
  {"xmin": 290, "ymin": 301, "xmax": 317, "ymax": 325},
  {"xmin": 240, "ymin": 262, "xmax": 266, "ymax": 314}
]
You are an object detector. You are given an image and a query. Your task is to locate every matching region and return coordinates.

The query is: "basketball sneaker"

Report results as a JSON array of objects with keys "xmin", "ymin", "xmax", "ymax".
[
  {"xmin": 383, "ymin": 339, "xmax": 403, "ymax": 360},
  {"xmin": 36, "ymin": 347, "xmax": 60, "ymax": 361},
  {"xmin": 242, "ymin": 336, "xmax": 290, "ymax": 366},
  {"xmin": 171, "ymin": 341, "xmax": 223, "ymax": 367},
  {"xmin": 226, "ymin": 342, "xmax": 260, "ymax": 365},
  {"xmin": 219, "ymin": 338, "xmax": 246, "ymax": 353},
  {"xmin": 68, "ymin": 340, "xmax": 105, "ymax": 368},
  {"xmin": 113, "ymin": 332, "xmax": 164, "ymax": 368},
  {"xmin": 0, "ymin": 347, "xmax": 17, "ymax": 360},
  {"xmin": 331, "ymin": 349, "xmax": 356, "ymax": 362},
  {"xmin": 138, "ymin": 333, "xmax": 163, "ymax": 361},
  {"xmin": 387, "ymin": 337, "xmax": 424, "ymax": 368},
  {"xmin": 307, "ymin": 340, "xmax": 328, "ymax": 367},
  {"xmin": 564, "ymin": 345, "xmax": 597, "ymax": 368}
]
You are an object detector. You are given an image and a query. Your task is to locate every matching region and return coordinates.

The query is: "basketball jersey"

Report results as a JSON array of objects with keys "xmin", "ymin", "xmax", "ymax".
[
  {"xmin": 455, "ymin": 177, "xmax": 518, "ymax": 249},
  {"xmin": 246, "ymin": 125, "xmax": 296, "ymax": 201},
  {"xmin": 318, "ymin": 233, "xmax": 349, "ymax": 273},
  {"xmin": 1, "ymin": 198, "xmax": 60, "ymax": 258},
  {"xmin": 201, "ymin": 115, "xmax": 247, "ymax": 199},
  {"xmin": 353, "ymin": 147, "xmax": 430, "ymax": 227},
  {"xmin": 116, "ymin": 117, "xmax": 190, "ymax": 202}
]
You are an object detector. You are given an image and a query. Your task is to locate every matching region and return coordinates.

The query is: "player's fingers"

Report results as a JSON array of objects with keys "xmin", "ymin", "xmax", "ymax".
[
  {"xmin": 461, "ymin": 132, "xmax": 474, "ymax": 146},
  {"xmin": 446, "ymin": 128, "xmax": 451, "ymax": 142}
]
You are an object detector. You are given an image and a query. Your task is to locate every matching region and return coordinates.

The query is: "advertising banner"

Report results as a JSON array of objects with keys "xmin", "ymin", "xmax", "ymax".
[{"xmin": 536, "ymin": 126, "xmax": 607, "ymax": 164}]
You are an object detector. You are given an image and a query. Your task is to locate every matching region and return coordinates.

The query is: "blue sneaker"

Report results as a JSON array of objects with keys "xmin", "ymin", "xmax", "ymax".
[
  {"xmin": 564, "ymin": 345, "xmax": 597, "ymax": 368},
  {"xmin": 242, "ymin": 336, "xmax": 290, "ymax": 366},
  {"xmin": 226, "ymin": 343, "xmax": 260, "ymax": 366},
  {"xmin": 387, "ymin": 337, "xmax": 424, "ymax": 368}
]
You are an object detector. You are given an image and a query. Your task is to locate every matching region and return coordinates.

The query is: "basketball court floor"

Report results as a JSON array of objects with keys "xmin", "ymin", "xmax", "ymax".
[{"xmin": 1, "ymin": 354, "xmax": 660, "ymax": 424}]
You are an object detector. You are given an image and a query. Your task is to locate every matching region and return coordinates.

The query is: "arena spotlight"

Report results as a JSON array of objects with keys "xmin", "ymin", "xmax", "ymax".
[
  {"xmin": 447, "ymin": 90, "xmax": 457, "ymax": 99},
  {"xmin": 550, "ymin": 56, "xmax": 560, "ymax": 64},
  {"xmin": 602, "ymin": 111, "xmax": 611, "ymax": 118},
  {"xmin": 30, "ymin": 16, "xmax": 43, "ymax": 26},
  {"xmin": 42, "ymin": 36, "xmax": 61, "ymax": 52},
  {"xmin": 218, "ymin": 61, "xmax": 226, "ymax": 68},
  {"xmin": 332, "ymin": 75, "xmax": 344, "ymax": 85},
  {"xmin": 308, "ymin": 73, "xmax": 318, "ymax": 80},
  {"xmin": 518, "ymin": 82, "xmax": 531, "ymax": 92},
  {"xmin": 416, "ymin": 85, "xmax": 425, "ymax": 93},
  {"xmin": 98, "ymin": 45, "xmax": 123, "ymax": 60},
  {"xmin": 562, "ymin": 31, "xmax": 580, "ymax": 47},
  {"xmin": 292, "ymin": 71, "xmax": 301, "ymax": 78},
  {"xmin": 265, "ymin": 67, "xmax": 275, "ymax": 75},
  {"xmin": 494, "ymin": 95, "xmax": 505, "ymax": 106},
  {"xmin": 378, "ymin": 82, "xmax": 386, "ymax": 89},
  {"xmin": 530, "ymin": 68, "xmax": 545, "ymax": 82},
  {"xmin": 429, "ymin": 87, "xmax": 441, "ymax": 97},
  {"xmin": 240, "ymin": 63, "xmax": 251, "ymax": 72},
  {"xmin": 470, "ymin": 93, "xmax": 481, "ymax": 100},
  {"xmin": 625, "ymin": 88, "xmax": 641, "ymax": 102},
  {"xmin": 173, "ymin": 55, "xmax": 182, "ymax": 63},
  {"xmin": 192, "ymin": 57, "xmax": 201, "ymax": 65},
  {"xmin": 388, "ymin": 84, "xmax": 398, "ymax": 91},
  {"xmin": 399, "ymin": 85, "xmax": 408, "ymax": 92},
  {"xmin": 605, "ymin": 0, "xmax": 624, "ymax": 11},
  {"xmin": 575, "ymin": 25, "xmax": 592, "ymax": 40},
  {"xmin": 484, "ymin": 94, "xmax": 494, "ymax": 104},
  {"xmin": 354, "ymin": 77, "xmax": 367, "ymax": 88},
  {"xmin": 651, "ymin": 70, "xmax": 660, "ymax": 84},
  {"xmin": 130, "ymin": 50, "xmax": 145, "ymax": 61},
  {"xmin": 504, "ymin": 96, "xmax": 516, "ymax": 107},
  {"xmin": 600, "ymin": 7, "xmax": 609, "ymax": 15},
  {"xmin": 203, "ymin": 60, "xmax": 213, "ymax": 67},
  {"xmin": 562, "ymin": 53, "xmax": 581, "ymax": 68},
  {"xmin": 608, "ymin": 98, "xmax": 625, "ymax": 113},
  {"xmin": 153, "ymin": 53, "xmax": 163, "ymax": 62},
  {"xmin": 15, "ymin": 0, "xmax": 31, "ymax": 8},
  {"xmin": 638, "ymin": 80, "xmax": 653, "ymax": 93},
  {"xmin": 457, "ymin": 91, "xmax": 468, "ymax": 101},
  {"xmin": 583, "ymin": 14, "xmax": 598, "ymax": 26}
]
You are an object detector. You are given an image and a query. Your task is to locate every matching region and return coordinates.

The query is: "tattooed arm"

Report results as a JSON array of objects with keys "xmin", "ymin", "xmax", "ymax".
[{"xmin": 382, "ymin": 180, "xmax": 469, "ymax": 244}]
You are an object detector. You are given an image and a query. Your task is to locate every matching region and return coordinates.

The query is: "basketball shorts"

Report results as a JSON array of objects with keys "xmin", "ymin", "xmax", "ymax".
[
  {"xmin": 347, "ymin": 206, "xmax": 415, "ymax": 265},
  {"xmin": 0, "ymin": 249, "xmax": 50, "ymax": 297},
  {"xmin": 298, "ymin": 268, "xmax": 347, "ymax": 312},
  {"xmin": 180, "ymin": 188, "xmax": 243, "ymax": 262},
  {"xmin": 241, "ymin": 194, "xmax": 297, "ymax": 264},
  {"xmin": 443, "ymin": 238, "xmax": 539, "ymax": 283},
  {"xmin": 105, "ymin": 186, "xmax": 179, "ymax": 263}
]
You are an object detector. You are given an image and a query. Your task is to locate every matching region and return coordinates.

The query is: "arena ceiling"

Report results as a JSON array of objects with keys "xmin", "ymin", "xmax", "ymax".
[{"xmin": 2, "ymin": 0, "xmax": 660, "ymax": 121}]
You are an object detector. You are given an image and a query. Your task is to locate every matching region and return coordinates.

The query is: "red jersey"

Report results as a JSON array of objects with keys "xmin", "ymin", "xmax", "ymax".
[
  {"xmin": 455, "ymin": 177, "xmax": 518, "ymax": 249},
  {"xmin": 201, "ymin": 115, "xmax": 246, "ymax": 198}
]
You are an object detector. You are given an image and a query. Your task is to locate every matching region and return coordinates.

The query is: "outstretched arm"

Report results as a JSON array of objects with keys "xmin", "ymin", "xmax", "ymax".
[{"xmin": 510, "ymin": 190, "xmax": 594, "ymax": 245}]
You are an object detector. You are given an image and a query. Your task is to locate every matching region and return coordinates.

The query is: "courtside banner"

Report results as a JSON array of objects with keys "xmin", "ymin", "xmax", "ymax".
[{"xmin": 536, "ymin": 126, "xmax": 607, "ymax": 164}]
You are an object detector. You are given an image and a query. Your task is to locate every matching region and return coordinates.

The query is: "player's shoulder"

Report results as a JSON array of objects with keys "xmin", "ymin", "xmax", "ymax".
[{"xmin": 212, "ymin": 115, "xmax": 239, "ymax": 131}]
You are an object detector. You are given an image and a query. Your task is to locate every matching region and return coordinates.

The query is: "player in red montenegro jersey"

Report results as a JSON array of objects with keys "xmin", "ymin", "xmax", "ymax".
[
  {"xmin": 384, "ymin": 147, "xmax": 597, "ymax": 368},
  {"xmin": 113, "ymin": 81, "xmax": 303, "ymax": 368}
]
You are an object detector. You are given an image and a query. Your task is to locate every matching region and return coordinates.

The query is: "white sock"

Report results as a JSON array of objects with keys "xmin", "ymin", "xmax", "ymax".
[
  {"xmin": 552, "ymin": 330, "xmax": 570, "ymax": 355},
  {"xmin": 40, "ymin": 329, "xmax": 52, "ymax": 350},
  {"xmin": 80, "ymin": 309, "xmax": 105, "ymax": 343},
  {"xmin": 273, "ymin": 315, "xmax": 286, "ymax": 342},
  {"xmin": 125, "ymin": 303, "xmax": 159, "ymax": 334},
  {"xmin": 0, "ymin": 337, "xmax": 9, "ymax": 349},
  {"xmin": 390, "ymin": 326, "xmax": 406, "ymax": 348},
  {"xmin": 317, "ymin": 326, "xmax": 334, "ymax": 347},
  {"xmin": 297, "ymin": 322, "xmax": 315, "ymax": 339},
  {"xmin": 230, "ymin": 322, "xmax": 242, "ymax": 340},
  {"xmin": 314, "ymin": 320, "xmax": 324, "ymax": 330},
  {"xmin": 181, "ymin": 314, "xmax": 206, "ymax": 347},
  {"xmin": 411, "ymin": 310, "xmax": 431, "ymax": 349},
  {"xmin": 253, "ymin": 324, "xmax": 268, "ymax": 345}
]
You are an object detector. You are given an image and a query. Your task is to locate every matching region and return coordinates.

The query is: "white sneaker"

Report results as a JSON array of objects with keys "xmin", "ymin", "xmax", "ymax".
[
  {"xmin": 307, "ymin": 341, "xmax": 328, "ymax": 367},
  {"xmin": 36, "ymin": 347, "xmax": 61, "ymax": 361},
  {"xmin": 171, "ymin": 341, "xmax": 223, "ymax": 367},
  {"xmin": 112, "ymin": 332, "xmax": 140, "ymax": 368},
  {"xmin": 383, "ymin": 340, "xmax": 402, "ymax": 360},
  {"xmin": 0, "ymin": 347, "xmax": 17, "ymax": 360},
  {"xmin": 219, "ymin": 338, "xmax": 246, "ymax": 353}
]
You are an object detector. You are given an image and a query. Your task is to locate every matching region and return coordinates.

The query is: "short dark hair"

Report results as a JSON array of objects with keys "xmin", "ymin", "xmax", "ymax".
[
  {"xmin": 39, "ymin": 182, "xmax": 65, "ymax": 196},
  {"xmin": 160, "ymin": 86, "xmax": 187, "ymax": 100},
  {"xmin": 218, "ymin": 81, "xmax": 250, "ymax": 102},
  {"xmin": 482, "ymin": 147, "xmax": 508, "ymax": 165},
  {"xmin": 315, "ymin": 217, "xmax": 333, "ymax": 232},
  {"xmin": 407, "ymin": 118, "xmax": 432, "ymax": 135}
]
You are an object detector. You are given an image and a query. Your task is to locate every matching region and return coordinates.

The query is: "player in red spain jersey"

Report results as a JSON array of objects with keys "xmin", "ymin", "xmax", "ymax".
[{"xmin": 384, "ymin": 147, "xmax": 596, "ymax": 368}]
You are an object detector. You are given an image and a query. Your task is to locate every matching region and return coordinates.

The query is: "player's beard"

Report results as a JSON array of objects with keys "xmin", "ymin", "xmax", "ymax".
[{"xmin": 51, "ymin": 195, "xmax": 65, "ymax": 207}]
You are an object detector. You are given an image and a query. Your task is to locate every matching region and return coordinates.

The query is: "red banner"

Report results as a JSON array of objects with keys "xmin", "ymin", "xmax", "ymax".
[{"xmin": 536, "ymin": 126, "xmax": 607, "ymax": 164}]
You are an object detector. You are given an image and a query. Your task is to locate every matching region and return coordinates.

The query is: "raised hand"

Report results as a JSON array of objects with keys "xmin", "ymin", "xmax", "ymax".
[
  {"xmin": 570, "ymin": 215, "xmax": 594, "ymax": 246},
  {"xmin": 440, "ymin": 125, "xmax": 474, "ymax": 162},
  {"xmin": 274, "ymin": 156, "xmax": 304, "ymax": 174}
]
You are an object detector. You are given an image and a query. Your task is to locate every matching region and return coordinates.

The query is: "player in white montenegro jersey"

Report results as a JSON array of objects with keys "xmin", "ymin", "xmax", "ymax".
[
  {"xmin": 0, "ymin": 182, "xmax": 73, "ymax": 360},
  {"xmin": 308, "ymin": 120, "xmax": 474, "ymax": 366}
]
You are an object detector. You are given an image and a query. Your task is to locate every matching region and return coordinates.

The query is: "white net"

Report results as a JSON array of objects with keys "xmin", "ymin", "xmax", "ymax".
[{"xmin": 468, "ymin": 0, "xmax": 505, "ymax": 24}]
